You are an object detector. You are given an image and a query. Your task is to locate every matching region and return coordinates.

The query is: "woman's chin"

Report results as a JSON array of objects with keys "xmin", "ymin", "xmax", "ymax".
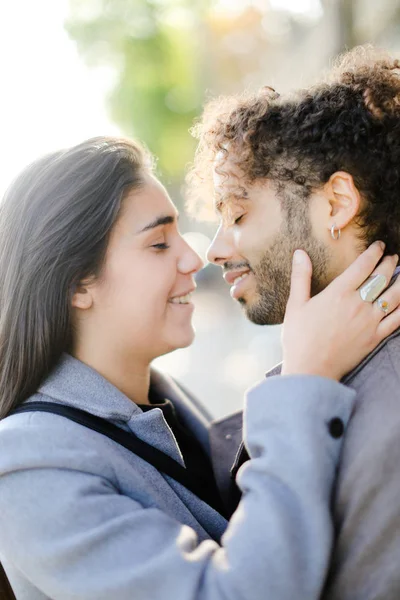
[{"xmin": 160, "ymin": 327, "xmax": 196, "ymax": 356}]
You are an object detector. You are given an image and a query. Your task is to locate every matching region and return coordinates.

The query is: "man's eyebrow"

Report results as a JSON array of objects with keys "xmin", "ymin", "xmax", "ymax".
[
  {"xmin": 215, "ymin": 192, "xmax": 249, "ymax": 215},
  {"xmin": 137, "ymin": 213, "xmax": 179, "ymax": 234}
]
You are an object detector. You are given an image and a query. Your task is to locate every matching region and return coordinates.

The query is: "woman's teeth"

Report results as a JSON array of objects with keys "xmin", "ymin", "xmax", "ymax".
[
  {"xmin": 169, "ymin": 293, "xmax": 192, "ymax": 304},
  {"xmin": 233, "ymin": 272, "xmax": 250, "ymax": 286}
]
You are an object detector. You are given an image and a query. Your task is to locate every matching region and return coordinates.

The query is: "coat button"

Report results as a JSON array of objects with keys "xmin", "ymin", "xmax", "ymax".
[{"xmin": 328, "ymin": 417, "xmax": 344, "ymax": 439}]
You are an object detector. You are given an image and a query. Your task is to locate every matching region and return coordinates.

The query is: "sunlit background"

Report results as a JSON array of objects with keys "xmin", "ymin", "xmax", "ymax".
[{"xmin": 1, "ymin": 0, "xmax": 400, "ymax": 418}]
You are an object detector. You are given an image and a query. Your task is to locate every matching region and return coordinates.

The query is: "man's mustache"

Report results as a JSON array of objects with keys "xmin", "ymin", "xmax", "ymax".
[{"xmin": 222, "ymin": 261, "xmax": 252, "ymax": 272}]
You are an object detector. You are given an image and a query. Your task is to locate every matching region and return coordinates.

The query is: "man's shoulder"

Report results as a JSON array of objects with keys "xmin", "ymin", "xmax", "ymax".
[
  {"xmin": 343, "ymin": 328, "xmax": 400, "ymax": 390},
  {"xmin": 326, "ymin": 334, "xmax": 400, "ymax": 600},
  {"xmin": 336, "ymin": 329, "xmax": 400, "ymax": 476}
]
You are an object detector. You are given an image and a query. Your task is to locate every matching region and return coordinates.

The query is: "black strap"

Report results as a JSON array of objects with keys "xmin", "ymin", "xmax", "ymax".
[
  {"xmin": 11, "ymin": 402, "xmax": 211, "ymax": 507},
  {"xmin": 0, "ymin": 561, "xmax": 16, "ymax": 600}
]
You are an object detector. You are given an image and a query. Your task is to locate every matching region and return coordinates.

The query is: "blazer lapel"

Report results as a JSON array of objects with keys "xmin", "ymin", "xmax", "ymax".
[
  {"xmin": 208, "ymin": 410, "xmax": 244, "ymax": 517},
  {"xmin": 150, "ymin": 368, "xmax": 213, "ymax": 458}
]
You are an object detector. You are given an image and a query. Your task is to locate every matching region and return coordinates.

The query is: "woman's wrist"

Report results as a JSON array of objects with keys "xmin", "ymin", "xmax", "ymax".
[{"xmin": 281, "ymin": 362, "xmax": 339, "ymax": 380}]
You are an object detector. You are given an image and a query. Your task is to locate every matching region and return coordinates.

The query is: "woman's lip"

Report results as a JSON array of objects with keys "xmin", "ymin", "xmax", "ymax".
[
  {"xmin": 230, "ymin": 272, "xmax": 252, "ymax": 298},
  {"xmin": 168, "ymin": 287, "xmax": 196, "ymax": 300},
  {"xmin": 167, "ymin": 301, "xmax": 195, "ymax": 312}
]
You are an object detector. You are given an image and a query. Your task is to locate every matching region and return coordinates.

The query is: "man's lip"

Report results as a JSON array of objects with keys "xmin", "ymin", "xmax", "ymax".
[
  {"xmin": 168, "ymin": 286, "xmax": 196, "ymax": 300},
  {"xmin": 223, "ymin": 269, "xmax": 251, "ymax": 285}
]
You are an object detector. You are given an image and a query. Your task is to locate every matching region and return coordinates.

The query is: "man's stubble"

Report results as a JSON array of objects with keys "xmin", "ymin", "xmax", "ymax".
[{"xmin": 239, "ymin": 204, "xmax": 332, "ymax": 325}]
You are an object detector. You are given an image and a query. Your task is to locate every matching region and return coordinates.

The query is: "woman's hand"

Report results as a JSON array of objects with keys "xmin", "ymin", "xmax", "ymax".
[{"xmin": 282, "ymin": 241, "xmax": 400, "ymax": 380}]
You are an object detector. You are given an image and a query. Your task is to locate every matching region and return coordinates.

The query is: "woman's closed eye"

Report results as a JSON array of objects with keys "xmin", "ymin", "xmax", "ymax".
[{"xmin": 151, "ymin": 242, "xmax": 170, "ymax": 250}]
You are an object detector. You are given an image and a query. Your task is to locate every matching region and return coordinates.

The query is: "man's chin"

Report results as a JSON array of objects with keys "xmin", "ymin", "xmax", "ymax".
[{"xmin": 238, "ymin": 296, "xmax": 284, "ymax": 326}]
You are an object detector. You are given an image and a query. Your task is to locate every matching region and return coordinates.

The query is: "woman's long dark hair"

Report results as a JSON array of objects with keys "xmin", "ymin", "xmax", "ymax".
[{"xmin": 0, "ymin": 136, "xmax": 152, "ymax": 418}]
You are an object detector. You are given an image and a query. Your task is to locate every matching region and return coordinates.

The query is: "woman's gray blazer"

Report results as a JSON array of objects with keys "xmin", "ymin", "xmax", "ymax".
[{"xmin": 0, "ymin": 354, "xmax": 355, "ymax": 600}]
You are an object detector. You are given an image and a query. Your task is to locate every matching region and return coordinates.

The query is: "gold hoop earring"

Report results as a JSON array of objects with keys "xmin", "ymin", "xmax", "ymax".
[{"xmin": 331, "ymin": 224, "xmax": 341, "ymax": 240}]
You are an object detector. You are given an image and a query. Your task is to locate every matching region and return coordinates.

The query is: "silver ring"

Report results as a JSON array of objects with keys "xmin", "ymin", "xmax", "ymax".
[
  {"xmin": 359, "ymin": 274, "xmax": 387, "ymax": 303},
  {"xmin": 377, "ymin": 298, "xmax": 389, "ymax": 315}
]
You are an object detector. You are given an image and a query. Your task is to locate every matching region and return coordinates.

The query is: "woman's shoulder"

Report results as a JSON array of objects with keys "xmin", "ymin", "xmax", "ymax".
[{"xmin": 0, "ymin": 395, "xmax": 120, "ymax": 480}]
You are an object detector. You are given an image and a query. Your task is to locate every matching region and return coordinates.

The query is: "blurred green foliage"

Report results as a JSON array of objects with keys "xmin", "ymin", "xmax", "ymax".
[
  {"xmin": 66, "ymin": 0, "xmax": 371, "ymax": 200},
  {"xmin": 66, "ymin": 0, "xmax": 208, "ymax": 185}
]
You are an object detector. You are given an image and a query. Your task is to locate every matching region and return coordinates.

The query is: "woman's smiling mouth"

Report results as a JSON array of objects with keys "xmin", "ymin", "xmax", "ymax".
[{"xmin": 168, "ymin": 292, "xmax": 193, "ymax": 305}]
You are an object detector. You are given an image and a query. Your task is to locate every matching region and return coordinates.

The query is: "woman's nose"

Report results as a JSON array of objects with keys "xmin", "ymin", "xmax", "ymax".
[{"xmin": 179, "ymin": 239, "xmax": 205, "ymax": 274}]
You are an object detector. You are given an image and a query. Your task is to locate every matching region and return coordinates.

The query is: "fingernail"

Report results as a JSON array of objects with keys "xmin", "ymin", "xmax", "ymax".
[
  {"xmin": 377, "ymin": 241, "xmax": 386, "ymax": 250},
  {"xmin": 293, "ymin": 249, "xmax": 305, "ymax": 265}
]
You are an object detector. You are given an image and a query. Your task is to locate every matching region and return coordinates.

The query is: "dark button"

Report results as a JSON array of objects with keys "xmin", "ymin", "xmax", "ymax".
[{"xmin": 328, "ymin": 417, "xmax": 344, "ymax": 439}]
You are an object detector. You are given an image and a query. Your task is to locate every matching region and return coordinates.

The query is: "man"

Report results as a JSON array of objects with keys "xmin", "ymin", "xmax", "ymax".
[{"xmin": 188, "ymin": 45, "xmax": 400, "ymax": 599}]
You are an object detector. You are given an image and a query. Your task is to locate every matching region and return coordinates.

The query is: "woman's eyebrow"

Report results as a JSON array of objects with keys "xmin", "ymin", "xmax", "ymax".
[{"xmin": 136, "ymin": 213, "xmax": 179, "ymax": 234}]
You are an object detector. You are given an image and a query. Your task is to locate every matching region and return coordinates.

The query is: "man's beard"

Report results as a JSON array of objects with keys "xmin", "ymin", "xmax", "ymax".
[{"xmin": 238, "ymin": 212, "xmax": 331, "ymax": 325}]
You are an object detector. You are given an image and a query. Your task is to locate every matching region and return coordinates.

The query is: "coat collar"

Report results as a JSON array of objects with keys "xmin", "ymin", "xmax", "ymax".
[
  {"xmin": 265, "ymin": 330, "xmax": 400, "ymax": 383},
  {"xmin": 36, "ymin": 353, "xmax": 142, "ymax": 422},
  {"xmin": 28, "ymin": 353, "xmax": 211, "ymax": 460},
  {"xmin": 26, "ymin": 354, "xmax": 186, "ymax": 465}
]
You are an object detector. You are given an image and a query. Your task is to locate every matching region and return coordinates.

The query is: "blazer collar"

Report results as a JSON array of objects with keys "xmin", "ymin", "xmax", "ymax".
[
  {"xmin": 35, "ymin": 353, "xmax": 141, "ymax": 422},
  {"xmin": 31, "ymin": 353, "xmax": 211, "ymax": 457}
]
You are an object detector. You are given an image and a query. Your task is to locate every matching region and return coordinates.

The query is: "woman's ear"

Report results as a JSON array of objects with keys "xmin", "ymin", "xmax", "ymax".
[
  {"xmin": 71, "ymin": 281, "xmax": 94, "ymax": 310},
  {"xmin": 326, "ymin": 171, "xmax": 361, "ymax": 230}
]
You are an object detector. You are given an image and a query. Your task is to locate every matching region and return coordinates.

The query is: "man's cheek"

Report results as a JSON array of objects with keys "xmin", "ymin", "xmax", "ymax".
[
  {"xmin": 232, "ymin": 231, "xmax": 252, "ymax": 262},
  {"xmin": 232, "ymin": 229, "xmax": 242, "ymax": 249}
]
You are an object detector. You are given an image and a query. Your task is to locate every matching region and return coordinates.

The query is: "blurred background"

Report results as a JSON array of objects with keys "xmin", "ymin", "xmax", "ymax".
[{"xmin": 1, "ymin": 0, "xmax": 400, "ymax": 418}]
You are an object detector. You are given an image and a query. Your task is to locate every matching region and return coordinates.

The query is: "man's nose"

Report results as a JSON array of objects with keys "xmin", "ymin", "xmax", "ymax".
[{"xmin": 206, "ymin": 225, "xmax": 234, "ymax": 266}]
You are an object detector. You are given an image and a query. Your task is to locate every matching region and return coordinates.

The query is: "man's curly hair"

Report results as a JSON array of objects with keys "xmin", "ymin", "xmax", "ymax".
[{"xmin": 186, "ymin": 45, "xmax": 400, "ymax": 255}]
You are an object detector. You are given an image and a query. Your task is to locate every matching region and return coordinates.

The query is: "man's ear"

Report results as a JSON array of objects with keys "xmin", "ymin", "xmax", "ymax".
[
  {"xmin": 325, "ymin": 171, "xmax": 361, "ymax": 230},
  {"xmin": 71, "ymin": 281, "xmax": 94, "ymax": 310}
]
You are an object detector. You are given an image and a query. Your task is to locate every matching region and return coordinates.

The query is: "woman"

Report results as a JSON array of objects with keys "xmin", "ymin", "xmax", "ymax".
[{"xmin": 0, "ymin": 136, "xmax": 399, "ymax": 600}]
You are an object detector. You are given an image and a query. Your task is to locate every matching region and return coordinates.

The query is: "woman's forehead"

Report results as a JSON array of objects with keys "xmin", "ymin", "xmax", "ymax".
[{"xmin": 113, "ymin": 177, "xmax": 178, "ymax": 238}]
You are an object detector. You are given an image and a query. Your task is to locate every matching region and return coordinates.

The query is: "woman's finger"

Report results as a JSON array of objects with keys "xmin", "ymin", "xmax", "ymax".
[
  {"xmin": 377, "ymin": 304, "xmax": 400, "ymax": 340},
  {"xmin": 285, "ymin": 250, "xmax": 312, "ymax": 311},
  {"xmin": 372, "ymin": 272, "xmax": 400, "ymax": 320},
  {"xmin": 335, "ymin": 241, "xmax": 385, "ymax": 291},
  {"xmin": 360, "ymin": 254, "xmax": 399, "ymax": 303}
]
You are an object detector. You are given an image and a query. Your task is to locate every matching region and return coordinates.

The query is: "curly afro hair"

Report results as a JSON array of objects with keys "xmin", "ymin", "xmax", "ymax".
[{"xmin": 186, "ymin": 45, "xmax": 400, "ymax": 255}]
